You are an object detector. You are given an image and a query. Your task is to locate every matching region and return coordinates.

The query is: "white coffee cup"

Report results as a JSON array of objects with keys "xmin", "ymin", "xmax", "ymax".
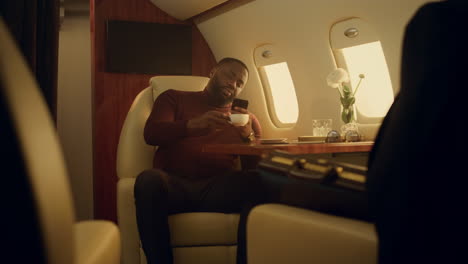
[{"xmin": 230, "ymin": 114, "xmax": 249, "ymax": 126}]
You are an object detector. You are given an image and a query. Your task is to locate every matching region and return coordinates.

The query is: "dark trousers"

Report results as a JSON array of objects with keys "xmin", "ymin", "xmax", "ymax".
[{"xmin": 134, "ymin": 169, "xmax": 267, "ymax": 264}]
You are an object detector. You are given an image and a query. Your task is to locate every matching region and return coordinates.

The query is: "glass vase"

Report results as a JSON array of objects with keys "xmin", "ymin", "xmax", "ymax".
[{"xmin": 340, "ymin": 99, "xmax": 359, "ymax": 137}]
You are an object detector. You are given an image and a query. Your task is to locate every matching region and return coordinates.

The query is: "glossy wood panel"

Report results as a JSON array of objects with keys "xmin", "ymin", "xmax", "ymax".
[
  {"xmin": 91, "ymin": 0, "xmax": 216, "ymax": 222},
  {"xmin": 203, "ymin": 141, "xmax": 374, "ymax": 156}
]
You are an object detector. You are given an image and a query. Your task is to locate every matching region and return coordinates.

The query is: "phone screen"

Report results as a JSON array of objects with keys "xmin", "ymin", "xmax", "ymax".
[{"xmin": 232, "ymin": 98, "xmax": 249, "ymax": 110}]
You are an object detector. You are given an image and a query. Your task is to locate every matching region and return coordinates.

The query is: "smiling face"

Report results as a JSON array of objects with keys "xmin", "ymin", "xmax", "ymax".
[{"xmin": 205, "ymin": 61, "xmax": 249, "ymax": 106}]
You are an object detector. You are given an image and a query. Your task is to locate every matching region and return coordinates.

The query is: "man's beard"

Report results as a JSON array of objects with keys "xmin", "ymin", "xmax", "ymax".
[{"xmin": 212, "ymin": 86, "xmax": 236, "ymax": 106}]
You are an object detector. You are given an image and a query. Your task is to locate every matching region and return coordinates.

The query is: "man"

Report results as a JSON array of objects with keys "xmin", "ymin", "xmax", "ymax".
[{"xmin": 134, "ymin": 58, "xmax": 265, "ymax": 264}]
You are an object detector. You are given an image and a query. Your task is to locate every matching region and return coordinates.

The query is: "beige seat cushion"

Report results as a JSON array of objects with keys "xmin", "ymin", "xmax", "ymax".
[
  {"xmin": 172, "ymin": 246, "xmax": 237, "ymax": 264},
  {"xmin": 118, "ymin": 176, "xmax": 240, "ymax": 264},
  {"xmin": 140, "ymin": 246, "xmax": 237, "ymax": 264},
  {"xmin": 169, "ymin": 213, "xmax": 239, "ymax": 246},
  {"xmin": 75, "ymin": 221, "xmax": 121, "ymax": 264},
  {"xmin": 247, "ymin": 204, "xmax": 377, "ymax": 264}
]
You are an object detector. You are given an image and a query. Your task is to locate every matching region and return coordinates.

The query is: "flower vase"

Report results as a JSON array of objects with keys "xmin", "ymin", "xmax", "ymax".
[
  {"xmin": 340, "ymin": 96, "xmax": 356, "ymax": 124},
  {"xmin": 326, "ymin": 68, "xmax": 365, "ymax": 140},
  {"xmin": 340, "ymin": 96, "xmax": 359, "ymax": 136}
]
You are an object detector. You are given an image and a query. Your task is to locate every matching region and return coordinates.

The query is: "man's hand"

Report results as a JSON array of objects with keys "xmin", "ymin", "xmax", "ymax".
[
  {"xmin": 232, "ymin": 106, "xmax": 254, "ymax": 138},
  {"xmin": 187, "ymin": 111, "xmax": 231, "ymax": 132}
]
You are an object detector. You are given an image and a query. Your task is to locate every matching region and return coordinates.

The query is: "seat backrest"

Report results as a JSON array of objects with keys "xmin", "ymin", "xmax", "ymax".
[
  {"xmin": 1, "ymin": 18, "xmax": 75, "ymax": 264},
  {"xmin": 367, "ymin": 1, "xmax": 466, "ymax": 262},
  {"xmin": 116, "ymin": 75, "xmax": 209, "ymax": 179}
]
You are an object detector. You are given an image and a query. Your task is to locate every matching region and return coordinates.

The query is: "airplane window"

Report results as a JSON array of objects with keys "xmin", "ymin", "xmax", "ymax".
[
  {"xmin": 339, "ymin": 41, "xmax": 394, "ymax": 118},
  {"xmin": 258, "ymin": 62, "xmax": 299, "ymax": 126},
  {"xmin": 330, "ymin": 18, "xmax": 394, "ymax": 123}
]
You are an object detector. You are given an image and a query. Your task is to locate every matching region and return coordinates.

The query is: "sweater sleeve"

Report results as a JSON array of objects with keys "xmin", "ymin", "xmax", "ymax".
[
  {"xmin": 144, "ymin": 90, "xmax": 188, "ymax": 146},
  {"xmin": 251, "ymin": 114, "xmax": 262, "ymax": 138}
]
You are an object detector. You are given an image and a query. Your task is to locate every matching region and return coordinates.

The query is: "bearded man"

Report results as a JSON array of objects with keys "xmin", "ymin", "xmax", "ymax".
[{"xmin": 134, "ymin": 58, "xmax": 264, "ymax": 264}]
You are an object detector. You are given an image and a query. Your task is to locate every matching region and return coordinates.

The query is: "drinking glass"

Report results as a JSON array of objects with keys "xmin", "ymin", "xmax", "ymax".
[{"xmin": 312, "ymin": 119, "xmax": 332, "ymax": 137}]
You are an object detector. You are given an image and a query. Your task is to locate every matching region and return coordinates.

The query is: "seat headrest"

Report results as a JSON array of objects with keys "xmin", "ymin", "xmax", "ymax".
[{"xmin": 149, "ymin": 76, "xmax": 210, "ymax": 101}]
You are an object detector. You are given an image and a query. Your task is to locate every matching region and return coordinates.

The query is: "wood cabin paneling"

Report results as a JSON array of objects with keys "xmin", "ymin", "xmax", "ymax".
[{"xmin": 91, "ymin": 0, "xmax": 216, "ymax": 222}]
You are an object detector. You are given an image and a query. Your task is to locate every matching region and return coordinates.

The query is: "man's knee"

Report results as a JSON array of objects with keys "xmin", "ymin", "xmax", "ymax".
[
  {"xmin": 245, "ymin": 169, "xmax": 262, "ymax": 182},
  {"xmin": 235, "ymin": 170, "xmax": 264, "ymax": 190},
  {"xmin": 134, "ymin": 169, "xmax": 169, "ymax": 198}
]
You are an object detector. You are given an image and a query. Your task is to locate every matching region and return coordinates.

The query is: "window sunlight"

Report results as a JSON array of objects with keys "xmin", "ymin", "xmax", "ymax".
[
  {"xmin": 259, "ymin": 62, "xmax": 299, "ymax": 125},
  {"xmin": 260, "ymin": 62, "xmax": 299, "ymax": 127},
  {"xmin": 340, "ymin": 41, "xmax": 394, "ymax": 117}
]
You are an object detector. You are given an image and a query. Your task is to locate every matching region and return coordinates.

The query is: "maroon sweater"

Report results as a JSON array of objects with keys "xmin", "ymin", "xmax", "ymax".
[{"xmin": 144, "ymin": 89, "xmax": 262, "ymax": 179}]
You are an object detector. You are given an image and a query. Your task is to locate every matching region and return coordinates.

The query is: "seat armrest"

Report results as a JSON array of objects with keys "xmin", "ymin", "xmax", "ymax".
[
  {"xmin": 247, "ymin": 204, "xmax": 377, "ymax": 264},
  {"xmin": 75, "ymin": 220, "xmax": 120, "ymax": 264},
  {"xmin": 117, "ymin": 178, "xmax": 141, "ymax": 264},
  {"xmin": 116, "ymin": 87, "xmax": 155, "ymax": 180}
]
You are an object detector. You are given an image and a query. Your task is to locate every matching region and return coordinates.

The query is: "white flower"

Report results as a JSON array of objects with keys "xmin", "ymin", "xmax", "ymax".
[
  {"xmin": 327, "ymin": 81, "xmax": 340, "ymax": 88},
  {"xmin": 327, "ymin": 68, "xmax": 349, "ymax": 88}
]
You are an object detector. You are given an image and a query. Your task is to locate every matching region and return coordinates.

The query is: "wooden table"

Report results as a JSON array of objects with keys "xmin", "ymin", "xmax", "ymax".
[
  {"xmin": 202, "ymin": 140, "xmax": 374, "ymax": 156},
  {"xmin": 203, "ymin": 140, "xmax": 374, "ymax": 168}
]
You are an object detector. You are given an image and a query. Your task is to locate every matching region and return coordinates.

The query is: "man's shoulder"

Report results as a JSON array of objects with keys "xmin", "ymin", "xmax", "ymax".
[
  {"xmin": 158, "ymin": 89, "xmax": 203, "ymax": 102},
  {"xmin": 163, "ymin": 89, "xmax": 203, "ymax": 96}
]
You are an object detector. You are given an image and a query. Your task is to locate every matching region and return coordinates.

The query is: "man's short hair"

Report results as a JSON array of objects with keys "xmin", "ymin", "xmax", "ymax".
[{"xmin": 216, "ymin": 57, "xmax": 249, "ymax": 74}]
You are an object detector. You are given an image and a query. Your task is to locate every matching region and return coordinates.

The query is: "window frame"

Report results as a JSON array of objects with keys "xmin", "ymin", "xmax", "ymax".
[
  {"xmin": 330, "ymin": 18, "xmax": 394, "ymax": 124},
  {"xmin": 254, "ymin": 44, "xmax": 299, "ymax": 128}
]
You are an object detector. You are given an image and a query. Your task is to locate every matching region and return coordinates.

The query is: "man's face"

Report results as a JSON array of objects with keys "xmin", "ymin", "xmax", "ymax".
[{"xmin": 207, "ymin": 62, "xmax": 248, "ymax": 106}]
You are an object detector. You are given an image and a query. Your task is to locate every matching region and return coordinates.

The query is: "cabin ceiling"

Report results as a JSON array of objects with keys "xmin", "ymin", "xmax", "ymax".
[{"xmin": 149, "ymin": 0, "xmax": 229, "ymax": 20}]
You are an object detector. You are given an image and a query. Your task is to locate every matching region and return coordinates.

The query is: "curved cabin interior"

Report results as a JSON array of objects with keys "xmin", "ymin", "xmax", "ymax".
[
  {"xmin": 2, "ymin": 0, "xmax": 463, "ymax": 263},
  {"xmin": 89, "ymin": 0, "xmax": 428, "ymax": 222}
]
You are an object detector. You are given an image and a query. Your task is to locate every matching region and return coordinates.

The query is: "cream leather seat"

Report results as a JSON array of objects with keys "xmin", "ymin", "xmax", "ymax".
[
  {"xmin": 117, "ymin": 76, "xmax": 239, "ymax": 264},
  {"xmin": 247, "ymin": 204, "xmax": 377, "ymax": 264},
  {"xmin": 0, "ymin": 18, "xmax": 120, "ymax": 264}
]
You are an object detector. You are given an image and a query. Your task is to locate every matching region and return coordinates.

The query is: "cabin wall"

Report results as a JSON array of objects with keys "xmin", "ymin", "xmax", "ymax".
[
  {"xmin": 197, "ymin": 0, "xmax": 432, "ymax": 139},
  {"xmin": 91, "ymin": 0, "xmax": 216, "ymax": 221},
  {"xmin": 57, "ymin": 0, "xmax": 93, "ymax": 221},
  {"xmin": 59, "ymin": 0, "xmax": 437, "ymax": 222}
]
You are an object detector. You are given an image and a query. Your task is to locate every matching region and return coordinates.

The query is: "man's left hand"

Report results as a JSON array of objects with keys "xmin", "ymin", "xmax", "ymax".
[{"xmin": 232, "ymin": 106, "xmax": 254, "ymax": 138}]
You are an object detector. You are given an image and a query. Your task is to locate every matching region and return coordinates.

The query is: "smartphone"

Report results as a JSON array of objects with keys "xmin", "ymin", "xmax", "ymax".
[{"xmin": 231, "ymin": 98, "xmax": 249, "ymax": 110}]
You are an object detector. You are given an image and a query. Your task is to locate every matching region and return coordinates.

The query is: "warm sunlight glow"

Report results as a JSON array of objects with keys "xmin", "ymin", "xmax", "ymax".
[
  {"xmin": 341, "ymin": 41, "xmax": 394, "ymax": 117},
  {"xmin": 261, "ymin": 62, "xmax": 299, "ymax": 125}
]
